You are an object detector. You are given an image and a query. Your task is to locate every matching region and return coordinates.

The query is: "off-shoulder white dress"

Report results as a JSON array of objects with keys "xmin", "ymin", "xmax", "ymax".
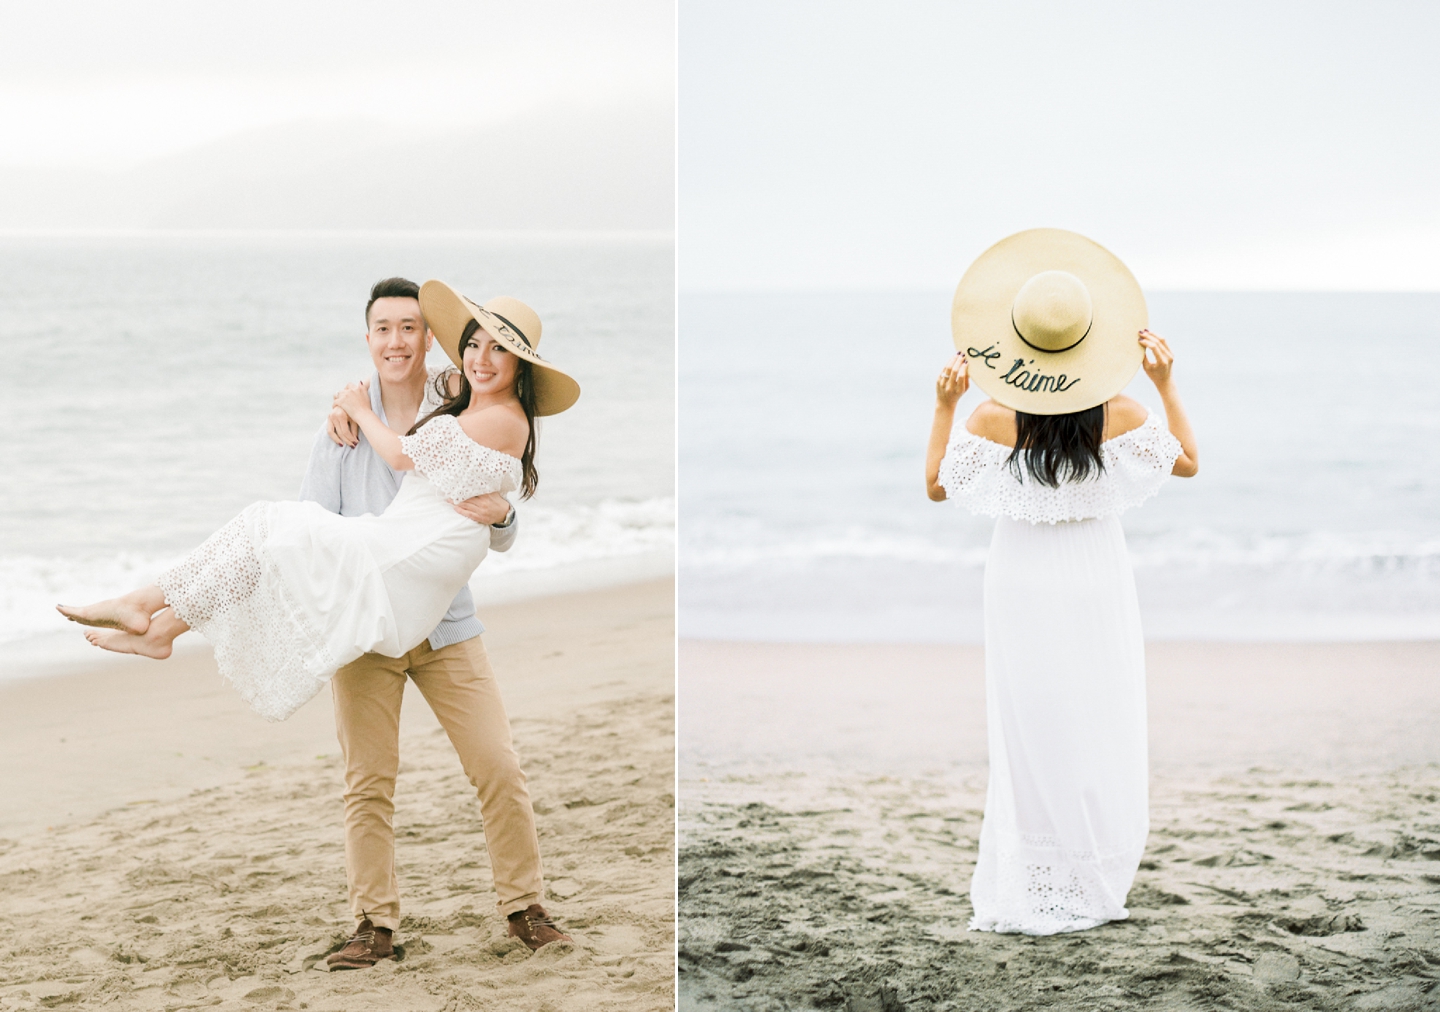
[
  {"xmin": 938, "ymin": 413, "xmax": 1182, "ymax": 935},
  {"xmin": 158, "ymin": 415, "xmax": 520, "ymax": 721}
]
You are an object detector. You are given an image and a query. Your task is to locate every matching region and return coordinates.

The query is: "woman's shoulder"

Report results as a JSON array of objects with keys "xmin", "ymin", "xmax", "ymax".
[
  {"xmin": 964, "ymin": 399, "xmax": 1016, "ymax": 446},
  {"xmin": 456, "ymin": 403, "xmax": 528, "ymax": 459},
  {"xmin": 1102, "ymin": 395, "xmax": 1150, "ymax": 442}
]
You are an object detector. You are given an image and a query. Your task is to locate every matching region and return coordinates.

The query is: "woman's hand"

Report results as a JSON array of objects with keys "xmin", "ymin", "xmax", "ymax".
[
  {"xmin": 927, "ymin": 353, "xmax": 969, "ymax": 500},
  {"xmin": 1137, "ymin": 329, "xmax": 1200, "ymax": 477},
  {"xmin": 326, "ymin": 404, "xmax": 359, "ymax": 447},
  {"xmin": 335, "ymin": 380, "xmax": 372, "ymax": 420},
  {"xmin": 937, "ymin": 353, "xmax": 969, "ymax": 407},
  {"xmin": 326, "ymin": 380, "xmax": 412, "ymax": 470},
  {"xmin": 1139, "ymin": 329, "xmax": 1174, "ymax": 388}
]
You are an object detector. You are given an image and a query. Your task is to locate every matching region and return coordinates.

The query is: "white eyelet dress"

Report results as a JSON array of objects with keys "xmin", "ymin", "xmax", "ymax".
[
  {"xmin": 938, "ymin": 413, "xmax": 1182, "ymax": 935},
  {"xmin": 157, "ymin": 415, "xmax": 520, "ymax": 722}
]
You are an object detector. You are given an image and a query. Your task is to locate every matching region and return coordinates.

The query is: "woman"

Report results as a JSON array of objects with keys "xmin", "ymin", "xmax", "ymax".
[
  {"xmin": 923, "ymin": 229, "xmax": 1199, "ymax": 936},
  {"xmin": 57, "ymin": 281, "xmax": 579, "ymax": 722}
]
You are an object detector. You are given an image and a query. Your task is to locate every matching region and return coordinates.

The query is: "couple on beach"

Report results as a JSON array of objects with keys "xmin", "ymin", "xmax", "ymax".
[
  {"xmin": 58, "ymin": 277, "xmax": 577, "ymax": 967},
  {"xmin": 925, "ymin": 229, "xmax": 1200, "ymax": 935}
]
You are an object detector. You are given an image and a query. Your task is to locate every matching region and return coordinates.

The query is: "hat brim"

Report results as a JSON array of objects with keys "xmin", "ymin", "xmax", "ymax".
[
  {"xmin": 420, "ymin": 280, "xmax": 581, "ymax": 417},
  {"xmin": 952, "ymin": 229, "xmax": 1146, "ymax": 415}
]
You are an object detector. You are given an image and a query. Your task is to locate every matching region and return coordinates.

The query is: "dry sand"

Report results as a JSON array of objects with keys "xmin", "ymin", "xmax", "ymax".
[
  {"xmin": 679, "ymin": 640, "xmax": 1440, "ymax": 1012},
  {"xmin": 0, "ymin": 578, "xmax": 676, "ymax": 1012}
]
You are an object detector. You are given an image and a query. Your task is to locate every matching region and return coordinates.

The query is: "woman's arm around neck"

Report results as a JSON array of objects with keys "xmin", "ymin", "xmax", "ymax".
[{"xmin": 336, "ymin": 381, "xmax": 414, "ymax": 470}]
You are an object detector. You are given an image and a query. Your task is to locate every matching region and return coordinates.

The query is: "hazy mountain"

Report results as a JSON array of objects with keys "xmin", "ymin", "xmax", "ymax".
[{"xmin": 0, "ymin": 101, "xmax": 673, "ymax": 231}]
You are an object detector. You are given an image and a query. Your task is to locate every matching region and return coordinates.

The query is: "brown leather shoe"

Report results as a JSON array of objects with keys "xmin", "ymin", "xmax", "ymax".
[
  {"xmin": 507, "ymin": 904, "xmax": 571, "ymax": 950},
  {"xmin": 326, "ymin": 917, "xmax": 395, "ymax": 969}
]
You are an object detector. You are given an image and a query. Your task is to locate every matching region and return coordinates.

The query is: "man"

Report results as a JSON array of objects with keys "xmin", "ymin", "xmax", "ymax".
[{"xmin": 299, "ymin": 277, "xmax": 568, "ymax": 969}]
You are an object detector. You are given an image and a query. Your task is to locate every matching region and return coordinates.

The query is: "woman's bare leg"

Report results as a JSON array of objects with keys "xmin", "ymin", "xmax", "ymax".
[
  {"xmin": 57, "ymin": 585, "xmax": 167, "ymax": 635},
  {"xmin": 83, "ymin": 607, "xmax": 189, "ymax": 660}
]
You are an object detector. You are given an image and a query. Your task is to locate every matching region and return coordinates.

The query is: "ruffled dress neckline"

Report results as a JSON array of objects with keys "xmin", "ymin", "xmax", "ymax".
[{"xmin": 937, "ymin": 413, "xmax": 1183, "ymax": 525}]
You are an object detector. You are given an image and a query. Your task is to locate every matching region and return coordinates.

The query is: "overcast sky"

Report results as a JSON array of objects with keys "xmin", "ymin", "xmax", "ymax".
[
  {"xmin": 0, "ymin": 0, "xmax": 673, "ymax": 167},
  {"xmin": 680, "ymin": 1, "xmax": 1440, "ymax": 291}
]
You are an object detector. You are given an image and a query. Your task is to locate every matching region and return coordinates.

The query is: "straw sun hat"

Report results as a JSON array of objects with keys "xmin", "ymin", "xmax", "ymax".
[
  {"xmin": 952, "ymin": 228, "xmax": 1147, "ymax": 415},
  {"xmin": 419, "ymin": 280, "xmax": 581, "ymax": 416}
]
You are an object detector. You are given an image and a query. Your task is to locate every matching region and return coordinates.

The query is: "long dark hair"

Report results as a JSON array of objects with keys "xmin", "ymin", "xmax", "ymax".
[
  {"xmin": 410, "ymin": 319, "xmax": 539, "ymax": 499},
  {"xmin": 1006, "ymin": 405, "xmax": 1106, "ymax": 487}
]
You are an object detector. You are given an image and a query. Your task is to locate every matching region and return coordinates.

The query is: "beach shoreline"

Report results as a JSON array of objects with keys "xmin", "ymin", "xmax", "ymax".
[
  {"xmin": 679, "ymin": 638, "xmax": 1440, "ymax": 1012},
  {"xmin": 0, "ymin": 578, "xmax": 676, "ymax": 1012}
]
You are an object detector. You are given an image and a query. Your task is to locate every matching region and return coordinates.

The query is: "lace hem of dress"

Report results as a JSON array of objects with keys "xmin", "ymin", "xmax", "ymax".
[
  {"xmin": 938, "ymin": 413, "xmax": 1182, "ymax": 524},
  {"xmin": 398, "ymin": 414, "xmax": 522, "ymax": 503},
  {"xmin": 158, "ymin": 504, "xmax": 339, "ymax": 722},
  {"xmin": 970, "ymin": 836, "xmax": 1144, "ymax": 936}
]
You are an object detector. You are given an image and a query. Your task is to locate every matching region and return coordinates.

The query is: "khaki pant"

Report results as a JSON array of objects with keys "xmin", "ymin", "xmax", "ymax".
[{"xmin": 330, "ymin": 636, "xmax": 544, "ymax": 930}]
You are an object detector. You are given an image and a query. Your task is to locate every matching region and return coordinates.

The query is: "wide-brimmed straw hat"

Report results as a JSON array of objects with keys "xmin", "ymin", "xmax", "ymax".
[
  {"xmin": 951, "ymin": 228, "xmax": 1146, "ymax": 415},
  {"xmin": 419, "ymin": 280, "xmax": 581, "ymax": 416}
]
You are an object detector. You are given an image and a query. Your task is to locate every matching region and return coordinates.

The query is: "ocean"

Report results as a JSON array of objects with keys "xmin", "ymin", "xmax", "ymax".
[
  {"xmin": 679, "ymin": 290, "xmax": 1440, "ymax": 643},
  {"xmin": 0, "ymin": 232, "xmax": 674, "ymax": 674}
]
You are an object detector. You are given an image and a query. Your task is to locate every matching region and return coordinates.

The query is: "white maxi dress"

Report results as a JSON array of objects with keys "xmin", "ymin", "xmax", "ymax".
[
  {"xmin": 157, "ymin": 414, "xmax": 520, "ymax": 722},
  {"xmin": 938, "ymin": 413, "xmax": 1182, "ymax": 935}
]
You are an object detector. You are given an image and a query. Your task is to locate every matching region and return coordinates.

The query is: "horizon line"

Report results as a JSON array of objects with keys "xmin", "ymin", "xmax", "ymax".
[
  {"xmin": 678, "ymin": 285, "xmax": 1440, "ymax": 296},
  {"xmin": 0, "ymin": 228, "xmax": 675, "ymax": 242}
]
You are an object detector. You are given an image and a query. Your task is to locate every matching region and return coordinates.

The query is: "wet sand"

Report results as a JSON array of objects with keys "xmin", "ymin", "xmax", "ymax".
[
  {"xmin": 0, "ymin": 579, "xmax": 676, "ymax": 1012},
  {"xmin": 679, "ymin": 640, "xmax": 1440, "ymax": 1012}
]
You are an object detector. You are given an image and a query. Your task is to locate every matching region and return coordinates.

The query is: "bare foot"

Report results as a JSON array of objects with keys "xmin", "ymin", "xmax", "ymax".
[
  {"xmin": 84, "ymin": 628, "xmax": 173, "ymax": 660},
  {"xmin": 57, "ymin": 600, "xmax": 151, "ymax": 635}
]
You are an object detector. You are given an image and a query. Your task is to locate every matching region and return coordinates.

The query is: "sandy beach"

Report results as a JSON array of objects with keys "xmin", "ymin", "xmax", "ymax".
[
  {"xmin": 0, "ymin": 578, "xmax": 675, "ymax": 1012},
  {"xmin": 679, "ymin": 639, "xmax": 1440, "ymax": 1012}
]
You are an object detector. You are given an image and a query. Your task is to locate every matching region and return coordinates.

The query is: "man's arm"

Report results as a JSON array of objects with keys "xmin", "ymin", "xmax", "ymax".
[
  {"xmin": 452, "ymin": 494, "xmax": 520, "ymax": 552},
  {"xmin": 490, "ymin": 507, "xmax": 519, "ymax": 553},
  {"xmin": 298, "ymin": 426, "xmax": 345, "ymax": 513}
]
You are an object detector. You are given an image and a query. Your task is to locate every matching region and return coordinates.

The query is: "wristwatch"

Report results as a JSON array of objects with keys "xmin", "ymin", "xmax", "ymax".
[{"xmin": 493, "ymin": 505, "xmax": 516, "ymax": 529}]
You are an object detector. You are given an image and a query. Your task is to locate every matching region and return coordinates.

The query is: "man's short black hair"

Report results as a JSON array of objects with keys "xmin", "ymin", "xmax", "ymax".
[{"xmin": 366, "ymin": 277, "xmax": 421, "ymax": 326}]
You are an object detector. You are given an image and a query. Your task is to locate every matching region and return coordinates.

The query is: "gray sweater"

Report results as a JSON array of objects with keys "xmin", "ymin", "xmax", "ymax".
[{"xmin": 297, "ymin": 370, "xmax": 517, "ymax": 648}]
